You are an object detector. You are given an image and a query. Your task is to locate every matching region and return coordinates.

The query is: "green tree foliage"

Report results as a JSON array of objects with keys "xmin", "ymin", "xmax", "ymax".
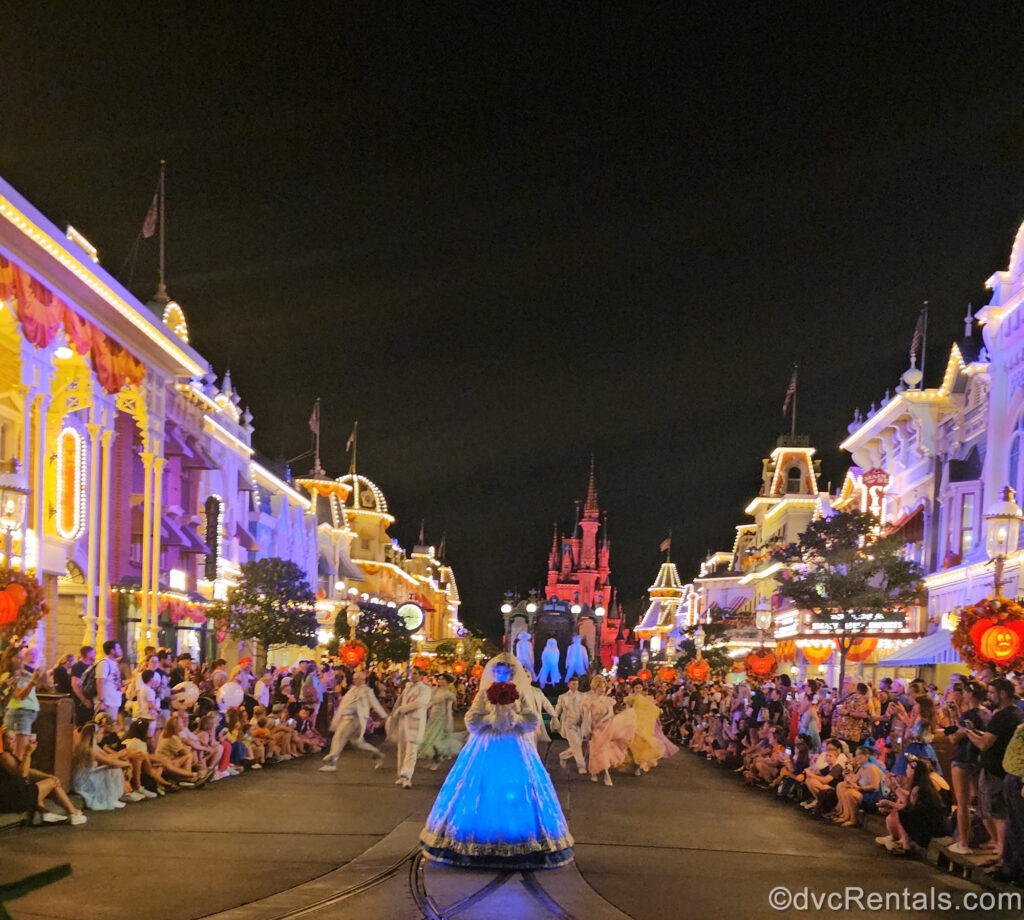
[
  {"xmin": 771, "ymin": 509, "xmax": 925, "ymax": 689},
  {"xmin": 433, "ymin": 636, "xmax": 499, "ymax": 661},
  {"xmin": 335, "ymin": 604, "xmax": 411, "ymax": 665},
  {"xmin": 215, "ymin": 558, "xmax": 317, "ymax": 654}
]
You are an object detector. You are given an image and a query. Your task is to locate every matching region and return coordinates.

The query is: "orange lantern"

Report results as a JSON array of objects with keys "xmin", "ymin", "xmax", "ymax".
[
  {"xmin": 636, "ymin": 668, "xmax": 652, "ymax": 681},
  {"xmin": 340, "ymin": 642, "xmax": 367, "ymax": 666},
  {"xmin": 5, "ymin": 583, "xmax": 27, "ymax": 608},
  {"xmin": 801, "ymin": 644, "xmax": 833, "ymax": 666},
  {"xmin": 0, "ymin": 583, "xmax": 27, "ymax": 626},
  {"xmin": 452, "ymin": 660, "xmax": 467, "ymax": 675},
  {"xmin": 744, "ymin": 649, "xmax": 777, "ymax": 680},
  {"xmin": 979, "ymin": 623, "xmax": 1024, "ymax": 665},
  {"xmin": 844, "ymin": 637, "xmax": 878, "ymax": 663},
  {"xmin": 657, "ymin": 666, "xmax": 678, "ymax": 683},
  {"xmin": 685, "ymin": 659, "xmax": 710, "ymax": 682},
  {"xmin": 471, "ymin": 665, "xmax": 484, "ymax": 679},
  {"xmin": 412, "ymin": 655, "xmax": 430, "ymax": 670}
]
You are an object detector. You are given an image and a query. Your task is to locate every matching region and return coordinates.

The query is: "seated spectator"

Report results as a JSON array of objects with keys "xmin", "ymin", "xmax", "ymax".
[
  {"xmin": 72, "ymin": 722, "xmax": 133, "ymax": 810},
  {"xmin": 878, "ymin": 758, "xmax": 950, "ymax": 854},
  {"xmin": 155, "ymin": 713, "xmax": 203, "ymax": 783},
  {"xmin": 775, "ymin": 738, "xmax": 811, "ymax": 801},
  {"xmin": 121, "ymin": 719, "xmax": 177, "ymax": 795},
  {"xmin": 834, "ymin": 745, "xmax": 884, "ymax": 826},
  {"xmin": 0, "ymin": 730, "xmax": 86, "ymax": 825},
  {"xmin": 801, "ymin": 740, "xmax": 844, "ymax": 814}
]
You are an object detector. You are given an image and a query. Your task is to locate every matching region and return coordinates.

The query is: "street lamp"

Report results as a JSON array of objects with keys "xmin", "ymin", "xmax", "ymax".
[
  {"xmin": 346, "ymin": 601, "xmax": 362, "ymax": 640},
  {"xmin": 501, "ymin": 602, "xmax": 513, "ymax": 614},
  {"xmin": 0, "ymin": 459, "xmax": 29, "ymax": 569},
  {"xmin": 754, "ymin": 598, "xmax": 773, "ymax": 634},
  {"xmin": 694, "ymin": 625, "xmax": 706, "ymax": 655},
  {"xmin": 985, "ymin": 485, "xmax": 1023, "ymax": 596}
]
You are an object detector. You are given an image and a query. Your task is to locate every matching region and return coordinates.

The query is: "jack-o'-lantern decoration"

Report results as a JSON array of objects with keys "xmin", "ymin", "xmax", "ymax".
[
  {"xmin": 339, "ymin": 641, "xmax": 368, "ymax": 667},
  {"xmin": 471, "ymin": 664, "xmax": 484, "ymax": 679},
  {"xmin": 452, "ymin": 660, "xmax": 467, "ymax": 675},
  {"xmin": 657, "ymin": 666, "xmax": 678, "ymax": 683},
  {"xmin": 685, "ymin": 659, "xmax": 710, "ymax": 683},
  {"xmin": 952, "ymin": 596, "xmax": 1024, "ymax": 672},
  {"xmin": 412, "ymin": 655, "xmax": 431, "ymax": 670},
  {"xmin": 744, "ymin": 649, "xmax": 777, "ymax": 681},
  {"xmin": 0, "ymin": 582, "xmax": 29, "ymax": 626},
  {"xmin": 636, "ymin": 668, "xmax": 652, "ymax": 682}
]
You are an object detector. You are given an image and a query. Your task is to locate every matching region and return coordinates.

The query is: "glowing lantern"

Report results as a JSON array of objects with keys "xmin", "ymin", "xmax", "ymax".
[
  {"xmin": 685, "ymin": 659, "xmax": 710, "ymax": 682},
  {"xmin": 979, "ymin": 622, "xmax": 1024, "ymax": 664},
  {"xmin": 412, "ymin": 655, "xmax": 430, "ymax": 670},
  {"xmin": 452, "ymin": 661, "xmax": 467, "ymax": 675},
  {"xmin": 657, "ymin": 666, "xmax": 678, "ymax": 682},
  {"xmin": 0, "ymin": 583, "xmax": 27, "ymax": 626},
  {"xmin": 744, "ymin": 649, "xmax": 777, "ymax": 679},
  {"xmin": 471, "ymin": 665, "xmax": 484, "ymax": 679},
  {"xmin": 637, "ymin": 668, "xmax": 652, "ymax": 681},
  {"xmin": 340, "ymin": 642, "xmax": 366, "ymax": 666}
]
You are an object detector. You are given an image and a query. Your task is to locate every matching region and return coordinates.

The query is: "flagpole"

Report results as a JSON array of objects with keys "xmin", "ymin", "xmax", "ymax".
[
  {"xmin": 920, "ymin": 302, "xmax": 928, "ymax": 385},
  {"xmin": 313, "ymin": 398, "xmax": 321, "ymax": 474},
  {"xmin": 349, "ymin": 421, "xmax": 358, "ymax": 507},
  {"xmin": 791, "ymin": 365, "xmax": 798, "ymax": 437},
  {"xmin": 158, "ymin": 159, "xmax": 166, "ymax": 298}
]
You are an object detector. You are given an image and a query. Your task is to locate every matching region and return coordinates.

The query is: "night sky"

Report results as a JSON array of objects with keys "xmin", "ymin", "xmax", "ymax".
[{"xmin": 2, "ymin": 6, "xmax": 1022, "ymax": 638}]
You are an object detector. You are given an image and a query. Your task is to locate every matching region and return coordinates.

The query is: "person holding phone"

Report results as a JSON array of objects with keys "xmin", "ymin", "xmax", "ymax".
[
  {"xmin": 945, "ymin": 682, "xmax": 990, "ymax": 854},
  {"xmin": 2, "ymin": 646, "xmax": 43, "ymax": 760}
]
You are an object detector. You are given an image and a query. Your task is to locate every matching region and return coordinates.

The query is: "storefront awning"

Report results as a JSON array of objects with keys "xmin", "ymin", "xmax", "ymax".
[
  {"xmin": 876, "ymin": 629, "xmax": 961, "ymax": 667},
  {"xmin": 335, "ymin": 547, "xmax": 364, "ymax": 582},
  {"xmin": 178, "ymin": 523, "xmax": 212, "ymax": 556},
  {"xmin": 887, "ymin": 505, "xmax": 924, "ymax": 544},
  {"xmin": 160, "ymin": 518, "xmax": 188, "ymax": 547},
  {"xmin": 182, "ymin": 438, "xmax": 216, "ymax": 470},
  {"xmin": 235, "ymin": 523, "xmax": 261, "ymax": 553}
]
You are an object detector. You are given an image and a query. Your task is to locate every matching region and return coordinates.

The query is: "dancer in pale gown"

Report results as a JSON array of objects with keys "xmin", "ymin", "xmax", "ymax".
[
  {"xmin": 419, "ymin": 674, "xmax": 465, "ymax": 770},
  {"xmin": 419, "ymin": 653, "xmax": 573, "ymax": 869},
  {"xmin": 624, "ymin": 682, "xmax": 664, "ymax": 775},
  {"xmin": 583, "ymin": 675, "xmax": 636, "ymax": 786}
]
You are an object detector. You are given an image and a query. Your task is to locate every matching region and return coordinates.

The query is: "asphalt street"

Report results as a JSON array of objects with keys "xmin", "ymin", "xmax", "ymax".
[{"xmin": 0, "ymin": 742, "xmax": 1005, "ymax": 920}]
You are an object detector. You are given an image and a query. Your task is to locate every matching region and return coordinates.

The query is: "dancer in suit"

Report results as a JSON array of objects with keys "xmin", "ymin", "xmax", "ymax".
[
  {"xmin": 553, "ymin": 676, "xmax": 587, "ymax": 773},
  {"xmin": 319, "ymin": 670, "xmax": 388, "ymax": 771},
  {"xmin": 387, "ymin": 666, "xmax": 432, "ymax": 787}
]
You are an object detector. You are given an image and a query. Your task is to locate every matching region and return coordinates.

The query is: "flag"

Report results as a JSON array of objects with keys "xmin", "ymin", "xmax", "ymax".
[
  {"xmin": 782, "ymin": 366, "xmax": 797, "ymax": 415},
  {"xmin": 308, "ymin": 400, "xmax": 320, "ymax": 436},
  {"xmin": 910, "ymin": 306, "xmax": 927, "ymax": 358},
  {"xmin": 659, "ymin": 537, "xmax": 671, "ymax": 553},
  {"xmin": 141, "ymin": 191, "xmax": 158, "ymax": 239},
  {"xmin": 346, "ymin": 423, "xmax": 357, "ymax": 452}
]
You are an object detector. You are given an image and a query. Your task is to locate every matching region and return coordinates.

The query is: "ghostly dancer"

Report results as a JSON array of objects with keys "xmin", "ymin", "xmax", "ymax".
[
  {"xmin": 515, "ymin": 632, "xmax": 536, "ymax": 680},
  {"xmin": 319, "ymin": 669, "xmax": 387, "ymax": 772},
  {"xmin": 420, "ymin": 674, "xmax": 465, "ymax": 770},
  {"xmin": 564, "ymin": 636, "xmax": 589, "ymax": 681},
  {"xmin": 537, "ymin": 638, "xmax": 562, "ymax": 688},
  {"xmin": 386, "ymin": 667, "xmax": 432, "ymax": 788},
  {"xmin": 552, "ymin": 676, "xmax": 587, "ymax": 773}
]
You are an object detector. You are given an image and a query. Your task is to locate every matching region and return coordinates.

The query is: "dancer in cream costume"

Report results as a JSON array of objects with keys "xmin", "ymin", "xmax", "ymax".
[
  {"xmin": 319, "ymin": 670, "xmax": 387, "ymax": 772},
  {"xmin": 553, "ymin": 676, "xmax": 587, "ymax": 773},
  {"xmin": 387, "ymin": 667, "xmax": 433, "ymax": 787}
]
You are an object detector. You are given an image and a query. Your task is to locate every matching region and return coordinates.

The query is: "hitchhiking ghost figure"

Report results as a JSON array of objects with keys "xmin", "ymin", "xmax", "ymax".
[
  {"xmin": 515, "ymin": 632, "xmax": 536, "ymax": 680},
  {"xmin": 537, "ymin": 638, "xmax": 562, "ymax": 687},
  {"xmin": 564, "ymin": 635, "xmax": 589, "ymax": 680}
]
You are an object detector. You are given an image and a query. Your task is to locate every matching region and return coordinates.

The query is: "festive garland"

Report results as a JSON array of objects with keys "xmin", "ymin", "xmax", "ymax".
[
  {"xmin": 486, "ymin": 681, "xmax": 519, "ymax": 705},
  {"xmin": 0, "ymin": 568, "xmax": 47, "ymax": 645},
  {"xmin": 951, "ymin": 596, "xmax": 1024, "ymax": 673}
]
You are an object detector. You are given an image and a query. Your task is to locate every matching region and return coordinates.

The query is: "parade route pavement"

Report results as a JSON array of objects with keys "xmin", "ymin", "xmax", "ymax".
[{"xmin": 0, "ymin": 742, "xmax": 1009, "ymax": 920}]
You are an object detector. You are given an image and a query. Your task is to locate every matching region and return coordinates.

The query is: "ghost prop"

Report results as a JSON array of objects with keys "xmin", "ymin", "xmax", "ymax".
[
  {"xmin": 537, "ymin": 638, "xmax": 562, "ymax": 688},
  {"xmin": 515, "ymin": 631, "xmax": 536, "ymax": 680},
  {"xmin": 564, "ymin": 635, "xmax": 589, "ymax": 680}
]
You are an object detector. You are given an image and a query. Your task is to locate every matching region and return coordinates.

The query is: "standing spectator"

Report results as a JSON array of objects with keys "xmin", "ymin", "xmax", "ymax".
[
  {"xmin": 70, "ymin": 646, "xmax": 96, "ymax": 727},
  {"xmin": 2, "ymin": 647, "xmax": 44, "ymax": 759},
  {"xmin": 253, "ymin": 668, "xmax": 273, "ymax": 709},
  {"xmin": 135, "ymin": 670, "xmax": 160, "ymax": 735},
  {"xmin": 169, "ymin": 653, "xmax": 193, "ymax": 687},
  {"xmin": 946, "ymin": 682, "xmax": 990, "ymax": 855},
  {"xmin": 51, "ymin": 653, "xmax": 74, "ymax": 695},
  {"xmin": 1000, "ymin": 721, "xmax": 1024, "ymax": 887},
  {"xmin": 95, "ymin": 640, "xmax": 124, "ymax": 723},
  {"xmin": 968, "ymin": 677, "xmax": 1024, "ymax": 862}
]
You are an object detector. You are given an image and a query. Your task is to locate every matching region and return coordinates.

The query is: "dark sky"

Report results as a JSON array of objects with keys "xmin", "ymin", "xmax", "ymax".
[{"xmin": 2, "ymin": 6, "xmax": 1022, "ymax": 638}]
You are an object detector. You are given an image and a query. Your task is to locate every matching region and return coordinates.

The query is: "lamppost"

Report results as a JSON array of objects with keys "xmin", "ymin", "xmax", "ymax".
[
  {"xmin": 754, "ymin": 597, "xmax": 773, "ymax": 639},
  {"xmin": 694, "ymin": 624, "xmax": 705, "ymax": 657},
  {"xmin": 0, "ymin": 459, "xmax": 29, "ymax": 570},
  {"xmin": 985, "ymin": 485, "xmax": 1024, "ymax": 597},
  {"xmin": 346, "ymin": 601, "xmax": 362, "ymax": 641}
]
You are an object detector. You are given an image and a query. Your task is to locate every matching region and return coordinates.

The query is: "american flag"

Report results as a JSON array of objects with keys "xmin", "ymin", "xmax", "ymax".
[
  {"xmin": 782, "ymin": 366, "xmax": 797, "ymax": 415},
  {"xmin": 141, "ymin": 191, "xmax": 158, "ymax": 239},
  {"xmin": 308, "ymin": 399, "xmax": 320, "ymax": 436},
  {"xmin": 910, "ymin": 306, "xmax": 927, "ymax": 358}
]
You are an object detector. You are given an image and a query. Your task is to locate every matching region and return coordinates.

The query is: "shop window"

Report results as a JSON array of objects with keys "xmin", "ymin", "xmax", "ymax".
[
  {"xmin": 786, "ymin": 467, "xmax": 802, "ymax": 494},
  {"xmin": 959, "ymin": 492, "xmax": 976, "ymax": 557}
]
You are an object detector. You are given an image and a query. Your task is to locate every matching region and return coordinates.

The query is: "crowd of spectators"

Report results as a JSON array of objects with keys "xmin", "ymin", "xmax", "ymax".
[{"xmin": 645, "ymin": 669, "xmax": 1024, "ymax": 886}]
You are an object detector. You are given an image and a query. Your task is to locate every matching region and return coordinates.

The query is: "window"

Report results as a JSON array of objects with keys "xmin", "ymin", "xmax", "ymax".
[
  {"xmin": 1011, "ymin": 413, "xmax": 1024, "ymax": 497},
  {"xmin": 786, "ymin": 467, "xmax": 802, "ymax": 494},
  {"xmin": 960, "ymin": 492, "xmax": 975, "ymax": 557},
  {"xmin": 0, "ymin": 420, "xmax": 7, "ymax": 460},
  {"xmin": 130, "ymin": 536, "xmax": 143, "ymax": 566}
]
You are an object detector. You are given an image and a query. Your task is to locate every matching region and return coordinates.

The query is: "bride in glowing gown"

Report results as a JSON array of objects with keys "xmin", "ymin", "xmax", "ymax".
[{"xmin": 419, "ymin": 653, "xmax": 574, "ymax": 869}]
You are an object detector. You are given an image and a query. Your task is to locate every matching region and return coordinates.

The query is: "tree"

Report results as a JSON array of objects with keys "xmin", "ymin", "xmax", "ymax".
[
  {"xmin": 771, "ymin": 509, "xmax": 924, "ymax": 691},
  {"xmin": 335, "ymin": 604, "xmax": 411, "ymax": 665},
  {"xmin": 433, "ymin": 635, "xmax": 498, "ymax": 661},
  {"xmin": 214, "ymin": 558, "xmax": 317, "ymax": 657},
  {"xmin": 673, "ymin": 604, "xmax": 735, "ymax": 677}
]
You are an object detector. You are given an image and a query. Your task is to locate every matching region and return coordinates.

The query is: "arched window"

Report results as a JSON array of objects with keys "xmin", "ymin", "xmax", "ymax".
[
  {"xmin": 1009, "ymin": 413, "xmax": 1024, "ymax": 498},
  {"xmin": 786, "ymin": 466, "xmax": 802, "ymax": 494}
]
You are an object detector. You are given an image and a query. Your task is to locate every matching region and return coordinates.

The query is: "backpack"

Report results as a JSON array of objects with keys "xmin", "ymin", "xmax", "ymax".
[
  {"xmin": 301, "ymin": 675, "xmax": 321, "ymax": 703},
  {"xmin": 1003, "ymin": 723, "xmax": 1024, "ymax": 778},
  {"xmin": 80, "ymin": 663, "xmax": 98, "ymax": 699}
]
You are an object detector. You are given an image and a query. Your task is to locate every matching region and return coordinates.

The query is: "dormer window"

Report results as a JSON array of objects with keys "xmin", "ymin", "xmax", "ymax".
[{"xmin": 786, "ymin": 467, "xmax": 802, "ymax": 494}]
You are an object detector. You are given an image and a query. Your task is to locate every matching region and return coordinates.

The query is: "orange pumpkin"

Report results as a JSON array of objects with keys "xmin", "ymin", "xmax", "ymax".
[
  {"xmin": 340, "ymin": 642, "xmax": 366, "ymax": 666},
  {"xmin": 685, "ymin": 659, "xmax": 710, "ymax": 682},
  {"xmin": 471, "ymin": 665, "xmax": 484, "ymax": 679},
  {"xmin": 657, "ymin": 666, "xmax": 678, "ymax": 683},
  {"xmin": 744, "ymin": 649, "xmax": 777, "ymax": 679},
  {"xmin": 979, "ymin": 623, "xmax": 1023, "ymax": 664},
  {"xmin": 637, "ymin": 668, "xmax": 652, "ymax": 681},
  {"xmin": 452, "ymin": 661, "xmax": 467, "ymax": 675},
  {"xmin": 412, "ymin": 655, "xmax": 431, "ymax": 670}
]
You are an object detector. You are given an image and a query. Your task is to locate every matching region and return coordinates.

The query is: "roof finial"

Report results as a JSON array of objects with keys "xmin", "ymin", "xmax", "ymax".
[
  {"xmin": 584, "ymin": 454, "xmax": 598, "ymax": 518},
  {"xmin": 964, "ymin": 303, "xmax": 974, "ymax": 338}
]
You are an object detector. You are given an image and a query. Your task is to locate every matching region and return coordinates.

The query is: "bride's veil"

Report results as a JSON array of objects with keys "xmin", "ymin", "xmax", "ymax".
[{"xmin": 472, "ymin": 652, "xmax": 535, "ymax": 708}]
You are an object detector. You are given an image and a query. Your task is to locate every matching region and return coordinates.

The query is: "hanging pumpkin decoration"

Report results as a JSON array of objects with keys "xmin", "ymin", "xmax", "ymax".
[
  {"xmin": 952, "ymin": 597, "xmax": 1024, "ymax": 672},
  {"xmin": 452, "ymin": 660, "xmax": 467, "ymax": 675},
  {"xmin": 412, "ymin": 655, "xmax": 431, "ymax": 670},
  {"xmin": 471, "ymin": 664, "xmax": 484, "ymax": 679},
  {"xmin": 685, "ymin": 659, "xmax": 710, "ymax": 683},
  {"xmin": 0, "ymin": 573, "xmax": 44, "ymax": 639},
  {"xmin": 636, "ymin": 668, "xmax": 652, "ymax": 682},
  {"xmin": 657, "ymin": 666, "xmax": 678, "ymax": 683},
  {"xmin": 339, "ymin": 640, "xmax": 368, "ymax": 667},
  {"xmin": 844, "ymin": 637, "xmax": 878, "ymax": 663},
  {"xmin": 744, "ymin": 648, "xmax": 777, "ymax": 681},
  {"xmin": 801, "ymin": 644, "xmax": 834, "ymax": 666}
]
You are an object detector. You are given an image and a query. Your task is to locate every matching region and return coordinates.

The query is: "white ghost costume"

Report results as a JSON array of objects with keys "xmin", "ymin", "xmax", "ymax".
[
  {"xmin": 537, "ymin": 638, "xmax": 562, "ymax": 688},
  {"xmin": 515, "ymin": 631, "xmax": 536, "ymax": 680},
  {"xmin": 564, "ymin": 635, "xmax": 589, "ymax": 680}
]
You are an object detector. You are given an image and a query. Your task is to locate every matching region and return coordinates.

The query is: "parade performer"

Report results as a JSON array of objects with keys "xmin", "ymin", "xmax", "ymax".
[
  {"xmin": 552, "ymin": 676, "xmax": 587, "ymax": 773},
  {"xmin": 564, "ymin": 636, "xmax": 589, "ymax": 681},
  {"xmin": 537, "ymin": 638, "xmax": 562, "ymax": 688},
  {"xmin": 419, "ymin": 653, "xmax": 574, "ymax": 870},
  {"xmin": 318, "ymin": 670, "xmax": 387, "ymax": 772},
  {"xmin": 419, "ymin": 674, "xmax": 464, "ymax": 770},
  {"xmin": 624, "ymin": 682, "xmax": 664, "ymax": 775},
  {"xmin": 584, "ymin": 675, "xmax": 636, "ymax": 786},
  {"xmin": 525, "ymin": 683, "xmax": 558, "ymax": 750},
  {"xmin": 653, "ymin": 711, "xmax": 680, "ymax": 760},
  {"xmin": 515, "ymin": 631, "xmax": 536, "ymax": 680},
  {"xmin": 386, "ymin": 666, "xmax": 432, "ymax": 788}
]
